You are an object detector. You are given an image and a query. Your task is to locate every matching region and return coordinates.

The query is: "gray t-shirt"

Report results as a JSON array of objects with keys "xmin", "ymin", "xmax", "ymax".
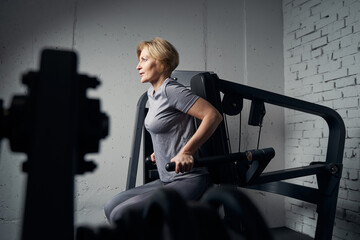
[{"xmin": 144, "ymin": 78, "xmax": 208, "ymax": 182}]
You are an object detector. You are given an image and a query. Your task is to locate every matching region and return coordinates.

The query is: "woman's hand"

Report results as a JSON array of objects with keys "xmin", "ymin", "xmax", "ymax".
[
  {"xmin": 170, "ymin": 153, "xmax": 194, "ymax": 173},
  {"xmin": 150, "ymin": 152, "xmax": 156, "ymax": 164}
]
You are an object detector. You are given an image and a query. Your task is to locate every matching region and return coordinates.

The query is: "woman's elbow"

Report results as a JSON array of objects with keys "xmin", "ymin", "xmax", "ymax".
[{"xmin": 213, "ymin": 109, "xmax": 223, "ymax": 126}]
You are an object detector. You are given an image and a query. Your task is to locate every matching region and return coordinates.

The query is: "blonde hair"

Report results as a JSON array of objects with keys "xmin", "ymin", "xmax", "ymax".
[{"xmin": 137, "ymin": 37, "xmax": 179, "ymax": 75}]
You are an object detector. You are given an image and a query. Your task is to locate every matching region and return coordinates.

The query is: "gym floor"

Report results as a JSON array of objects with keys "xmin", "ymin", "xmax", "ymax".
[{"xmin": 270, "ymin": 227, "xmax": 313, "ymax": 240}]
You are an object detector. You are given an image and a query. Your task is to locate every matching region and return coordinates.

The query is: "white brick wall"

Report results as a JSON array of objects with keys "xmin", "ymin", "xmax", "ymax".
[{"xmin": 283, "ymin": 0, "xmax": 360, "ymax": 239}]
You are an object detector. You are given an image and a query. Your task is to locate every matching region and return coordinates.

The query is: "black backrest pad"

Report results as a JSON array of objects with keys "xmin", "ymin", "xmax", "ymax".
[{"xmin": 190, "ymin": 72, "xmax": 238, "ymax": 184}]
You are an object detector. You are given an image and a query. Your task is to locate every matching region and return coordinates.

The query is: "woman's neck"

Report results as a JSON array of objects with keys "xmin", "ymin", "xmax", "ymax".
[{"xmin": 152, "ymin": 74, "xmax": 169, "ymax": 93}]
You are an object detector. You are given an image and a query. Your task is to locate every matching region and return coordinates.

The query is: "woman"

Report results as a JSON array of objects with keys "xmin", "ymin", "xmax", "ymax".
[{"xmin": 104, "ymin": 37, "xmax": 222, "ymax": 224}]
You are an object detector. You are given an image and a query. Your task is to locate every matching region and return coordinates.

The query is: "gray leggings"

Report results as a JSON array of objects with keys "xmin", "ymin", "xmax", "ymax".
[{"xmin": 104, "ymin": 174, "xmax": 212, "ymax": 224}]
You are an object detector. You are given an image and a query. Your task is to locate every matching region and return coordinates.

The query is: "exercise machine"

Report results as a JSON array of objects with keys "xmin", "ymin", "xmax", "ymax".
[{"xmin": 126, "ymin": 71, "xmax": 345, "ymax": 240}]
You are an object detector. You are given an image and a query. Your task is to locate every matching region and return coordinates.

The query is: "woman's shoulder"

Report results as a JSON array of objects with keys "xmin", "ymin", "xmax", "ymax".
[{"xmin": 164, "ymin": 78, "xmax": 186, "ymax": 94}]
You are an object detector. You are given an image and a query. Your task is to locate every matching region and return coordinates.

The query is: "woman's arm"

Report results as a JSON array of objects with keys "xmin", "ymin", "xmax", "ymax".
[{"xmin": 171, "ymin": 97, "xmax": 223, "ymax": 173}]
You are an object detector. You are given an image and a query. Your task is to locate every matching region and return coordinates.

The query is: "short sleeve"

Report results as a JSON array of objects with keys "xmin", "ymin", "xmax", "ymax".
[{"xmin": 165, "ymin": 81, "xmax": 199, "ymax": 113}]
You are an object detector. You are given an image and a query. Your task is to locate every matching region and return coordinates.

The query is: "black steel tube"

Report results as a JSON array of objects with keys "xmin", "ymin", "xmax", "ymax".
[
  {"xmin": 165, "ymin": 148, "xmax": 275, "ymax": 172},
  {"xmin": 217, "ymin": 78, "xmax": 346, "ymax": 165}
]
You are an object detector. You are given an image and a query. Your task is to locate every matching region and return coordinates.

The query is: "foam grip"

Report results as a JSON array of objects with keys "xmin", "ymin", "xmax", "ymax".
[
  {"xmin": 165, "ymin": 162, "xmax": 176, "ymax": 171},
  {"xmin": 145, "ymin": 156, "xmax": 153, "ymax": 166},
  {"xmin": 246, "ymin": 148, "xmax": 275, "ymax": 163}
]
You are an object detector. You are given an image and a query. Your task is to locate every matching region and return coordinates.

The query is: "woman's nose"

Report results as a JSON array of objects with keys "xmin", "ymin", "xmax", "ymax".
[{"xmin": 136, "ymin": 62, "xmax": 141, "ymax": 70}]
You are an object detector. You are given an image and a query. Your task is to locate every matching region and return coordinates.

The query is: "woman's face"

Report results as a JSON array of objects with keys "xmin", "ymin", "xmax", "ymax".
[{"xmin": 136, "ymin": 47, "xmax": 164, "ymax": 85}]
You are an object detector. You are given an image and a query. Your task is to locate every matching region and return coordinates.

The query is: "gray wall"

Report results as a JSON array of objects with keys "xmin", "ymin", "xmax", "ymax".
[{"xmin": 0, "ymin": 0, "xmax": 284, "ymax": 239}]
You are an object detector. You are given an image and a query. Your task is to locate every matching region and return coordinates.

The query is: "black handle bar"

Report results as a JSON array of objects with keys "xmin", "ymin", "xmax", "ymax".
[{"xmin": 165, "ymin": 147, "xmax": 275, "ymax": 172}]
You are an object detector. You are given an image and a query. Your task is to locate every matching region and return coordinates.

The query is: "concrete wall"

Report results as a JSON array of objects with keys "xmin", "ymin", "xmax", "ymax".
[
  {"xmin": 0, "ymin": 0, "xmax": 284, "ymax": 239},
  {"xmin": 283, "ymin": 0, "xmax": 360, "ymax": 239}
]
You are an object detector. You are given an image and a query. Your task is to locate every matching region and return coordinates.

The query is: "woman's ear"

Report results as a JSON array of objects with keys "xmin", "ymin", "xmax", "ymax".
[{"xmin": 156, "ymin": 60, "xmax": 166, "ymax": 73}]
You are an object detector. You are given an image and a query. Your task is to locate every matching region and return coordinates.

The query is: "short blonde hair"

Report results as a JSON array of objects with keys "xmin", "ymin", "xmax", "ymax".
[{"xmin": 137, "ymin": 37, "xmax": 179, "ymax": 74}]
